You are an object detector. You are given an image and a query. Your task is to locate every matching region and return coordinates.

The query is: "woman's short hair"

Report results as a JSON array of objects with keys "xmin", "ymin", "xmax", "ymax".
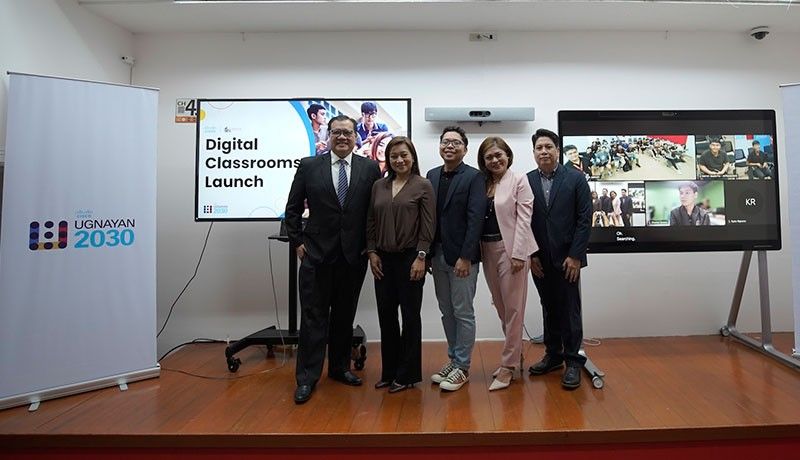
[{"xmin": 384, "ymin": 136, "xmax": 420, "ymax": 180}]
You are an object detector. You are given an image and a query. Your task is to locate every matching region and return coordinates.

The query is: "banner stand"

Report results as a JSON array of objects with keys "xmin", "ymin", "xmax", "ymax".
[
  {"xmin": 720, "ymin": 250, "xmax": 800, "ymax": 371},
  {"xmin": 0, "ymin": 72, "xmax": 159, "ymax": 411},
  {"xmin": 3, "ymin": 367, "xmax": 160, "ymax": 412},
  {"xmin": 779, "ymin": 82, "xmax": 800, "ymax": 359}
]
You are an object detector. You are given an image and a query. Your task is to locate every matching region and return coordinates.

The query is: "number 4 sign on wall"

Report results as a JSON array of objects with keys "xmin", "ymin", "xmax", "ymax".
[{"xmin": 175, "ymin": 98, "xmax": 197, "ymax": 123}]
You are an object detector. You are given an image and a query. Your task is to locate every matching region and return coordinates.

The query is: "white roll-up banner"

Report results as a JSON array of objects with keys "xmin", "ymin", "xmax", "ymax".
[
  {"xmin": 781, "ymin": 83, "xmax": 800, "ymax": 357},
  {"xmin": 0, "ymin": 73, "xmax": 159, "ymax": 409}
]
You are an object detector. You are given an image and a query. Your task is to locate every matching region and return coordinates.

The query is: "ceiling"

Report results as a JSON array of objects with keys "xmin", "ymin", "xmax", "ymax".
[{"xmin": 78, "ymin": 0, "xmax": 800, "ymax": 34}]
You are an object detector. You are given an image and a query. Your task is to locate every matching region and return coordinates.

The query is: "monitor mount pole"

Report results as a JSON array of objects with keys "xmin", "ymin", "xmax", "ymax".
[{"xmin": 721, "ymin": 250, "xmax": 800, "ymax": 371}]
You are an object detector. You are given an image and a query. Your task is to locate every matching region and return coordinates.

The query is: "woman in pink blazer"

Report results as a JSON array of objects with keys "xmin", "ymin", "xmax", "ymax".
[{"xmin": 477, "ymin": 137, "xmax": 539, "ymax": 391}]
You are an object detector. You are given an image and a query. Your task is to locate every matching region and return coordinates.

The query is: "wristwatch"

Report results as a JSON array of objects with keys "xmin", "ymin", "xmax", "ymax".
[{"xmin": 417, "ymin": 250, "xmax": 427, "ymax": 260}]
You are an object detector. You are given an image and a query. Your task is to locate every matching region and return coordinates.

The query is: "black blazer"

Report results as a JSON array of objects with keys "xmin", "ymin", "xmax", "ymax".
[
  {"xmin": 285, "ymin": 153, "xmax": 382, "ymax": 265},
  {"xmin": 619, "ymin": 195, "xmax": 634, "ymax": 215},
  {"xmin": 527, "ymin": 166, "xmax": 592, "ymax": 268},
  {"xmin": 426, "ymin": 162, "xmax": 486, "ymax": 266}
]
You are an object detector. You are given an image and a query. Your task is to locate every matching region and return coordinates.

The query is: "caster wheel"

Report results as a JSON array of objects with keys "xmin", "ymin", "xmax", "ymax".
[
  {"xmin": 227, "ymin": 357, "xmax": 241, "ymax": 373},
  {"xmin": 266, "ymin": 345, "xmax": 275, "ymax": 358},
  {"xmin": 720, "ymin": 327, "xmax": 730, "ymax": 337},
  {"xmin": 354, "ymin": 358, "xmax": 365, "ymax": 370},
  {"xmin": 592, "ymin": 376, "xmax": 604, "ymax": 389}
]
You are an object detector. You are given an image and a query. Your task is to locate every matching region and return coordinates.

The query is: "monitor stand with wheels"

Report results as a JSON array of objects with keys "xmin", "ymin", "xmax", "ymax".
[{"xmin": 223, "ymin": 234, "xmax": 367, "ymax": 372}]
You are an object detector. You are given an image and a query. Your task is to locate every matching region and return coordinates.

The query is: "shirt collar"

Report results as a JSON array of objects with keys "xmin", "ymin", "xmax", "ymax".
[
  {"xmin": 331, "ymin": 152, "xmax": 354, "ymax": 166},
  {"xmin": 539, "ymin": 163, "xmax": 559, "ymax": 180},
  {"xmin": 441, "ymin": 162, "xmax": 462, "ymax": 178}
]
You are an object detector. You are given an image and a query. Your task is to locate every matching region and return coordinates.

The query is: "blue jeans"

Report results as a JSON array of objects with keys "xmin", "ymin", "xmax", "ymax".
[{"xmin": 431, "ymin": 245, "xmax": 479, "ymax": 371}]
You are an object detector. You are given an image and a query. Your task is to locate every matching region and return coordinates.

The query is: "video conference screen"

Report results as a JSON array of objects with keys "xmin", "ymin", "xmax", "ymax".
[
  {"xmin": 195, "ymin": 98, "xmax": 412, "ymax": 221},
  {"xmin": 559, "ymin": 110, "xmax": 781, "ymax": 253}
]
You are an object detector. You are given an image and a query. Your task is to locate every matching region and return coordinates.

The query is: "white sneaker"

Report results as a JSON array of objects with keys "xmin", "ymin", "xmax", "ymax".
[
  {"xmin": 431, "ymin": 362, "xmax": 456, "ymax": 384},
  {"xmin": 439, "ymin": 368, "xmax": 469, "ymax": 391}
]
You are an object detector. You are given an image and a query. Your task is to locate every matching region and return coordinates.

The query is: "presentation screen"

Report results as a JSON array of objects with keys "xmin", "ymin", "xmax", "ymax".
[
  {"xmin": 195, "ymin": 98, "xmax": 412, "ymax": 221},
  {"xmin": 559, "ymin": 110, "xmax": 780, "ymax": 253}
]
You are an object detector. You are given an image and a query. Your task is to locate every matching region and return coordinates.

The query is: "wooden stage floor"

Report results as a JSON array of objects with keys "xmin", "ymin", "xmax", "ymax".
[{"xmin": 1, "ymin": 334, "xmax": 799, "ymax": 449}]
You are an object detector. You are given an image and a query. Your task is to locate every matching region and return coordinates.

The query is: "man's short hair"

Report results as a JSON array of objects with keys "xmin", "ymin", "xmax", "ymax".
[
  {"xmin": 440, "ymin": 125, "xmax": 468, "ymax": 147},
  {"xmin": 327, "ymin": 114, "xmax": 357, "ymax": 132},
  {"xmin": 360, "ymin": 101, "xmax": 378, "ymax": 114},
  {"xmin": 621, "ymin": 188, "xmax": 627, "ymax": 193},
  {"xmin": 679, "ymin": 182, "xmax": 699, "ymax": 193},
  {"xmin": 306, "ymin": 103, "xmax": 325, "ymax": 119},
  {"xmin": 564, "ymin": 144, "xmax": 578, "ymax": 153},
  {"xmin": 752, "ymin": 140, "xmax": 761, "ymax": 146},
  {"xmin": 709, "ymin": 136, "xmax": 722, "ymax": 145},
  {"xmin": 532, "ymin": 128, "xmax": 560, "ymax": 149}
]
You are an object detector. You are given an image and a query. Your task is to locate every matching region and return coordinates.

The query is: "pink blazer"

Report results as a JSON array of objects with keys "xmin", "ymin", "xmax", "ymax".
[{"xmin": 493, "ymin": 169, "xmax": 539, "ymax": 260}]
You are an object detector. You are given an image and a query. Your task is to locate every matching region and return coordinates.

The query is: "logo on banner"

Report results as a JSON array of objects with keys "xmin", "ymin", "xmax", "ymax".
[
  {"xmin": 29, "ymin": 211, "xmax": 137, "ymax": 251},
  {"xmin": 29, "ymin": 221, "xmax": 68, "ymax": 250}
]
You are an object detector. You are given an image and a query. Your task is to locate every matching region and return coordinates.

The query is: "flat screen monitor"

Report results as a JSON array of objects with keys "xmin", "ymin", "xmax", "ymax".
[
  {"xmin": 195, "ymin": 98, "xmax": 412, "ymax": 221},
  {"xmin": 559, "ymin": 110, "xmax": 780, "ymax": 253}
]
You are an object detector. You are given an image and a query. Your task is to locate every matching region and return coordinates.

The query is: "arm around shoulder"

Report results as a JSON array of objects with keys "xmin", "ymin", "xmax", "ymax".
[
  {"xmin": 417, "ymin": 178, "xmax": 436, "ymax": 253},
  {"xmin": 285, "ymin": 158, "xmax": 309, "ymax": 245}
]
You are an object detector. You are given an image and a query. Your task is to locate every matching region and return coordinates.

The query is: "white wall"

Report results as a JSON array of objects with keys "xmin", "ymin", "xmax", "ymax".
[
  {"xmin": 0, "ymin": 0, "xmax": 134, "ymax": 153},
  {"xmin": 1, "ymin": 1, "xmax": 794, "ymax": 364},
  {"xmin": 133, "ymin": 30, "xmax": 799, "ymax": 357}
]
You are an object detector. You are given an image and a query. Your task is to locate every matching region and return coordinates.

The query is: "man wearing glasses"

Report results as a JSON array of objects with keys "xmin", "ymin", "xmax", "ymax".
[
  {"xmin": 285, "ymin": 115, "xmax": 382, "ymax": 404},
  {"xmin": 356, "ymin": 101, "xmax": 389, "ymax": 144},
  {"xmin": 426, "ymin": 126, "xmax": 486, "ymax": 391}
]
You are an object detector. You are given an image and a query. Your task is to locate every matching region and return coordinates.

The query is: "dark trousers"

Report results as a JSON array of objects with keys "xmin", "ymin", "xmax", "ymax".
[
  {"xmin": 621, "ymin": 212, "xmax": 632, "ymax": 227},
  {"xmin": 532, "ymin": 255, "xmax": 586, "ymax": 367},
  {"xmin": 374, "ymin": 250, "xmax": 424, "ymax": 385},
  {"xmin": 296, "ymin": 254, "xmax": 368, "ymax": 386}
]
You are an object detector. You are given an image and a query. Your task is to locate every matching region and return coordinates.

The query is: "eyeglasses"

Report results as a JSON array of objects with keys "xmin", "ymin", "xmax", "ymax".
[
  {"xmin": 440, "ymin": 139, "xmax": 464, "ymax": 147},
  {"xmin": 363, "ymin": 112, "xmax": 377, "ymax": 117},
  {"xmin": 483, "ymin": 153, "xmax": 507, "ymax": 162},
  {"xmin": 330, "ymin": 129, "xmax": 355, "ymax": 137}
]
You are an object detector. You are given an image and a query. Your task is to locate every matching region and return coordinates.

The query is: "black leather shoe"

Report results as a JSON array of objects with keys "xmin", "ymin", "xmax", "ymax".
[
  {"xmin": 374, "ymin": 380, "xmax": 392, "ymax": 389},
  {"xmin": 294, "ymin": 384, "xmax": 314, "ymax": 404},
  {"xmin": 528, "ymin": 355, "xmax": 564, "ymax": 375},
  {"xmin": 329, "ymin": 370, "xmax": 363, "ymax": 386},
  {"xmin": 561, "ymin": 366, "xmax": 581, "ymax": 390}
]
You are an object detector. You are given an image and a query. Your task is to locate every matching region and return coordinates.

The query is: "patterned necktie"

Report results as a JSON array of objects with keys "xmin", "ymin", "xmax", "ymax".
[{"xmin": 337, "ymin": 159, "xmax": 348, "ymax": 206}]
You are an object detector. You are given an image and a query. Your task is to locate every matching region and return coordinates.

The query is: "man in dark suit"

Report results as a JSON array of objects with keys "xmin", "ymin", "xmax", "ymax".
[
  {"xmin": 526, "ymin": 128, "xmax": 592, "ymax": 390},
  {"xmin": 426, "ymin": 126, "xmax": 486, "ymax": 392},
  {"xmin": 285, "ymin": 114, "xmax": 382, "ymax": 404},
  {"xmin": 598, "ymin": 188, "xmax": 612, "ymax": 223},
  {"xmin": 619, "ymin": 188, "xmax": 634, "ymax": 227}
]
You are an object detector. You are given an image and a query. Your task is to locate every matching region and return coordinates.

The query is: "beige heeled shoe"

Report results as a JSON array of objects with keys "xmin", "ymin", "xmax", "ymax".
[{"xmin": 489, "ymin": 367, "xmax": 514, "ymax": 391}]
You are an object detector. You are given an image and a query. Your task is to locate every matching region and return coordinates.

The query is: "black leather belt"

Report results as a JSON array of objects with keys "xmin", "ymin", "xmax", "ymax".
[{"xmin": 481, "ymin": 233, "xmax": 503, "ymax": 242}]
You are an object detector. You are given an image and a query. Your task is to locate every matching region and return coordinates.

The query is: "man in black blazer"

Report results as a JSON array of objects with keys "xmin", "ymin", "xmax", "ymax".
[
  {"xmin": 285, "ymin": 115, "xmax": 382, "ymax": 404},
  {"xmin": 526, "ymin": 128, "xmax": 592, "ymax": 390},
  {"xmin": 426, "ymin": 126, "xmax": 486, "ymax": 392},
  {"xmin": 619, "ymin": 188, "xmax": 634, "ymax": 227}
]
